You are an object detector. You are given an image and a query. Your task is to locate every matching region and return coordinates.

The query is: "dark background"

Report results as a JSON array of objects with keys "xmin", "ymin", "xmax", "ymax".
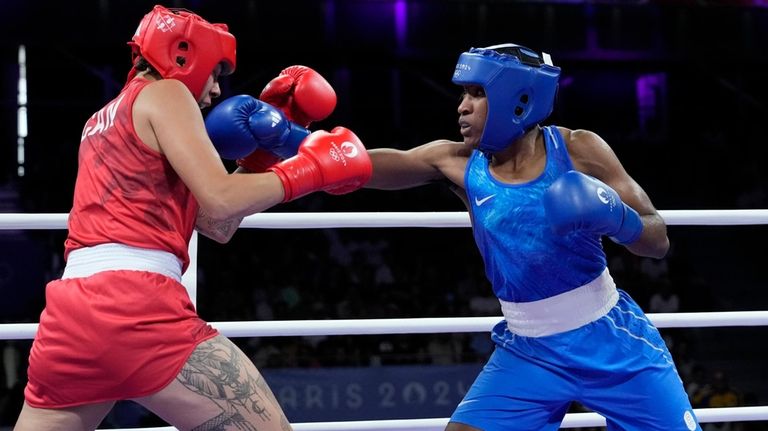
[{"xmin": 0, "ymin": 0, "xmax": 767, "ymax": 428}]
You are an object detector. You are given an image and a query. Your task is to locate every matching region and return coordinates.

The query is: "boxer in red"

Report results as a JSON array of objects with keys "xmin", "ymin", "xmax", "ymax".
[{"xmin": 15, "ymin": 5, "xmax": 370, "ymax": 431}]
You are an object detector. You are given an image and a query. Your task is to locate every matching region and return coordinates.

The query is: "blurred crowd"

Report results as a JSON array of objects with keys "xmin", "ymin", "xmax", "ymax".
[{"xmin": 1, "ymin": 205, "xmax": 763, "ymax": 429}]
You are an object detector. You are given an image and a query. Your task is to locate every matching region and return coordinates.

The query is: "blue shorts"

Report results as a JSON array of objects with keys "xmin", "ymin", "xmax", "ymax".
[{"xmin": 451, "ymin": 290, "xmax": 700, "ymax": 431}]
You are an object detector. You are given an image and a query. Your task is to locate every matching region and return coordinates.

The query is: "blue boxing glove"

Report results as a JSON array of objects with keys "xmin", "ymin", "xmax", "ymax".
[
  {"xmin": 205, "ymin": 94, "xmax": 311, "ymax": 160},
  {"xmin": 543, "ymin": 170, "xmax": 643, "ymax": 245}
]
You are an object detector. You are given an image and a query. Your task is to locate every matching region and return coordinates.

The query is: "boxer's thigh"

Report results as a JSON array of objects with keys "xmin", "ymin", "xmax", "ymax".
[{"xmin": 133, "ymin": 335, "xmax": 292, "ymax": 431}]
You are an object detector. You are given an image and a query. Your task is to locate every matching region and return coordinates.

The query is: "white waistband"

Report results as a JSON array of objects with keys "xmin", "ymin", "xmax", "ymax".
[
  {"xmin": 499, "ymin": 268, "xmax": 619, "ymax": 337},
  {"xmin": 62, "ymin": 243, "xmax": 182, "ymax": 282}
]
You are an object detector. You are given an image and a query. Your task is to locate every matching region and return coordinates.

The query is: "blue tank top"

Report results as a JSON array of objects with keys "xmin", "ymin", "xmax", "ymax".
[{"xmin": 465, "ymin": 126, "xmax": 607, "ymax": 302}]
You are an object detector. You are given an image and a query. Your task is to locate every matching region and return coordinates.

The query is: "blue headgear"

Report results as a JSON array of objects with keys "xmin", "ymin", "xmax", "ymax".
[{"xmin": 452, "ymin": 43, "xmax": 561, "ymax": 153}]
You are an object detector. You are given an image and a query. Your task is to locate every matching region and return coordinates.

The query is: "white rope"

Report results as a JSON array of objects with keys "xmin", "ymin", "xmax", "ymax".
[
  {"xmin": 3, "ymin": 311, "xmax": 767, "ymax": 340},
  {"xmin": 102, "ymin": 406, "xmax": 768, "ymax": 430},
  {"xmin": 1, "ymin": 209, "xmax": 767, "ymax": 230},
  {"xmin": 0, "ymin": 213, "xmax": 70, "ymax": 229}
]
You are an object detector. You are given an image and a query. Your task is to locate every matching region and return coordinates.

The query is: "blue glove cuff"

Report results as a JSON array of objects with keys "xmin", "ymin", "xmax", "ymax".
[
  {"xmin": 609, "ymin": 203, "xmax": 643, "ymax": 245},
  {"xmin": 273, "ymin": 122, "xmax": 311, "ymax": 159}
]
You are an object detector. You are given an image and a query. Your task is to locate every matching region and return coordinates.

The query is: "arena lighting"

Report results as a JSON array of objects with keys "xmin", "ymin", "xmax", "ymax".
[
  {"xmin": 17, "ymin": 45, "xmax": 28, "ymax": 177},
  {"xmin": 514, "ymin": 0, "xmax": 767, "ymax": 5},
  {"xmin": 395, "ymin": 0, "xmax": 407, "ymax": 48}
]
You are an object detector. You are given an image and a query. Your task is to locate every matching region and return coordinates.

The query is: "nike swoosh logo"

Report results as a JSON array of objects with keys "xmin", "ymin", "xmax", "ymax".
[{"xmin": 474, "ymin": 194, "xmax": 496, "ymax": 206}]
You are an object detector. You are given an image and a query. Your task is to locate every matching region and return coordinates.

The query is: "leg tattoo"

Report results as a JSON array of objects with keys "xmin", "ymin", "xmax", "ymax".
[{"xmin": 178, "ymin": 337, "xmax": 289, "ymax": 430}]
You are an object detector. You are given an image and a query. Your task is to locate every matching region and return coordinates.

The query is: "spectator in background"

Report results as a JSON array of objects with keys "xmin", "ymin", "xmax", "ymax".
[
  {"xmin": 648, "ymin": 276, "xmax": 680, "ymax": 314},
  {"xmin": 695, "ymin": 369, "xmax": 743, "ymax": 431}
]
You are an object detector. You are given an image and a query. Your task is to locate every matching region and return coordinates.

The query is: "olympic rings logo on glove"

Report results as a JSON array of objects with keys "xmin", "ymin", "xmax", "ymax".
[
  {"xmin": 340, "ymin": 142, "xmax": 359, "ymax": 158},
  {"xmin": 328, "ymin": 144, "xmax": 345, "ymax": 166}
]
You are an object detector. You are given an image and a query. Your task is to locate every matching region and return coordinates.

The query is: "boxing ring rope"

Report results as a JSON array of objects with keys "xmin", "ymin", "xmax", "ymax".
[
  {"xmin": 3, "ymin": 312, "xmax": 768, "ymax": 340},
  {"xmin": 101, "ymin": 406, "xmax": 768, "ymax": 430},
  {"xmin": 1, "ymin": 209, "xmax": 768, "ymax": 429},
  {"xmin": 2, "ymin": 209, "xmax": 768, "ymax": 229}
]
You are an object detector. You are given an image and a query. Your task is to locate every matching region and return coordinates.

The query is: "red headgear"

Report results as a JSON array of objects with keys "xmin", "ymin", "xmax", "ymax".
[{"xmin": 127, "ymin": 5, "xmax": 236, "ymax": 100}]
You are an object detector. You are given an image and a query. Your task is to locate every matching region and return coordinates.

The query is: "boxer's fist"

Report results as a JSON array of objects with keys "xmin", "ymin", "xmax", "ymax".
[
  {"xmin": 268, "ymin": 127, "xmax": 371, "ymax": 202},
  {"xmin": 543, "ymin": 171, "xmax": 643, "ymax": 245},
  {"xmin": 205, "ymin": 95, "xmax": 310, "ymax": 160},
  {"xmin": 260, "ymin": 66, "xmax": 337, "ymax": 127}
]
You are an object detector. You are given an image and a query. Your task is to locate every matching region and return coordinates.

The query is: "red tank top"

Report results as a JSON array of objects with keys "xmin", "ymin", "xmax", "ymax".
[{"xmin": 65, "ymin": 78, "xmax": 199, "ymax": 271}]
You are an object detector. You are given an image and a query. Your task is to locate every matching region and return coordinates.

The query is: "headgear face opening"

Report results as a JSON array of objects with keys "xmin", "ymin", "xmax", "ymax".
[
  {"xmin": 128, "ymin": 5, "xmax": 237, "ymax": 101},
  {"xmin": 452, "ymin": 43, "xmax": 561, "ymax": 153}
]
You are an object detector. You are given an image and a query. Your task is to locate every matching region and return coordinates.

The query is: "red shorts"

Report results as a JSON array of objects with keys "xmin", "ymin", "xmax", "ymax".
[{"xmin": 25, "ymin": 270, "xmax": 218, "ymax": 408}]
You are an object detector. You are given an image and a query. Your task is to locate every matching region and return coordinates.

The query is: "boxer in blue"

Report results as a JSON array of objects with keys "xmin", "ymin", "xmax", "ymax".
[{"xmin": 366, "ymin": 44, "xmax": 701, "ymax": 431}]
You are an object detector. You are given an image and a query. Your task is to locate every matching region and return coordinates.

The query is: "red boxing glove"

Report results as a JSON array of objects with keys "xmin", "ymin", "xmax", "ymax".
[
  {"xmin": 268, "ymin": 127, "xmax": 371, "ymax": 202},
  {"xmin": 259, "ymin": 66, "xmax": 337, "ymax": 127},
  {"xmin": 237, "ymin": 149, "xmax": 282, "ymax": 173}
]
